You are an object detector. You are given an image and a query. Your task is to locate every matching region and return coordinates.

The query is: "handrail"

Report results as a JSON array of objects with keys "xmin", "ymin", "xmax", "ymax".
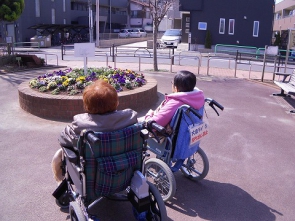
[
  {"xmin": 170, "ymin": 54, "xmax": 201, "ymax": 74},
  {"xmin": 134, "ymin": 48, "xmax": 152, "ymax": 57},
  {"xmin": 19, "ymin": 52, "xmax": 59, "ymax": 66},
  {"xmin": 215, "ymin": 44, "xmax": 258, "ymax": 54},
  {"xmin": 207, "ymin": 56, "xmax": 237, "ymax": 76},
  {"xmin": 114, "ymin": 53, "xmax": 143, "ymax": 71}
]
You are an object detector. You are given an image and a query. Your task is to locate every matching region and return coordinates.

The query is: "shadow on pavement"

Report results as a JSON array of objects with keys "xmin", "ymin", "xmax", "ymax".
[{"xmin": 166, "ymin": 176, "xmax": 282, "ymax": 221}]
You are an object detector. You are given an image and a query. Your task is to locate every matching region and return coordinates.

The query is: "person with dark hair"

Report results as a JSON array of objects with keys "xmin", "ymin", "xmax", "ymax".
[
  {"xmin": 141, "ymin": 70, "xmax": 205, "ymax": 127},
  {"xmin": 52, "ymin": 80, "xmax": 138, "ymax": 183}
]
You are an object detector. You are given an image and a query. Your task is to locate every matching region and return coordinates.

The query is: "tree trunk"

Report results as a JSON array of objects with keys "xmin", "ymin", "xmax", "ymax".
[{"xmin": 153, "ymin": 25, "xmax": 159, "ymax": 71}]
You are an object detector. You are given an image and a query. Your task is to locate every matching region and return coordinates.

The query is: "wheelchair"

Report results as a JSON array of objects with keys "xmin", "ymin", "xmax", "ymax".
[
  {"xmin": 143, "ymin": 98, "xmax": 224, "ymax": 202},
  {"xmin": 52, "ymin": 123, "xmax": 167, "ymax": 221}
]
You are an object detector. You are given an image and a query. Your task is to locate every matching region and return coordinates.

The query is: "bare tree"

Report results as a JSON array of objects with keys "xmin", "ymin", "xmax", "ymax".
[{"xmin": 148, "ymin": 0, "xmax": 177, "ymax": 71}]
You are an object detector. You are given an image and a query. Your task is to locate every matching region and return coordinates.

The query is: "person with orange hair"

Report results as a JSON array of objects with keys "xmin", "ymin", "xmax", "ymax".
[{"xmin": 52, "ymin": 80, "xmax": 138, "ymax": 183}]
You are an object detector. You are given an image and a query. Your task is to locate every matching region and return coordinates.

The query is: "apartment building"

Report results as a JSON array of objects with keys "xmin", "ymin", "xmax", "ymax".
[
  {"xmin": 274, "ymin": 0, "xmax": 295, "ymax": 32},
  {"xmin": 273, "ymin": 0, "xmax": 295, "ymax": 48}
]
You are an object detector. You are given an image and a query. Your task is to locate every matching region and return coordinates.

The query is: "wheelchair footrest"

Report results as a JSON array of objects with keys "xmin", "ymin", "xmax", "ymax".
[
  {"xmin": 128, "ymin": 189, "xmax": 150, "ymax": 213},
  {"xmin": 52, "ymin": 179, "xmax": 67, "ymax": 199}
]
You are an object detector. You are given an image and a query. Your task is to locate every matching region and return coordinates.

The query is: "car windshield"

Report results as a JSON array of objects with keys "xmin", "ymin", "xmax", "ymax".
[{"xmin": 164, "ymin": 30, "xmax": 181, "ymax": 36}]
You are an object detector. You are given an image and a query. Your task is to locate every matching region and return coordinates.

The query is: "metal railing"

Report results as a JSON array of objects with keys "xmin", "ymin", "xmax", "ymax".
[
  {"xmin": 58, "ymin": 43, "xmax": 295, "ymax": 81},
  {"xmin": 170, "ymin": 54, "xmax": 201, "ymax": 74},
  {"xmin": 19, "ymin": 52, "xmax": 59, "ymax": 66}
]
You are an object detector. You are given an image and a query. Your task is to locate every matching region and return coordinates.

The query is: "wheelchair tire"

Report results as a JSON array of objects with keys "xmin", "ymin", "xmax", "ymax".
[
  {"xmin": 180, "ymin": 147, "xmax": 209, "ymax": 181},
  {"xmin": 69, "ymin": 201, "xmax": 86, "ymax": 221},
  {"xmin": 55, "ymin": 193, "xmax": 70, "ymax": 209},
  {"xmin": 144, "ymin": 158, "xmax": 176, "ymax": 202},
  {"xmin": 146, "ymin": 181, "xmax": 167, "ymax": 221}
]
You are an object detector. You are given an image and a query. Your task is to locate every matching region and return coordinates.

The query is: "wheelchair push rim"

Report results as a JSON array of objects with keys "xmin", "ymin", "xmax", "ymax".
[
  {"xmin": 144, "ymin": 158, "xmax": 176, "ymax": 202},
  {"xmin": 180, "ymin": 147, "xmax": 209, "ymax": 181}
]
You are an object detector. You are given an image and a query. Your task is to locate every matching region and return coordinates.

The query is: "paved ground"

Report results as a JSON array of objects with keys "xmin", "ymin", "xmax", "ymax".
[{"xmin": 0, "ymin": 43, "xmax": 295, "ymax": 221}]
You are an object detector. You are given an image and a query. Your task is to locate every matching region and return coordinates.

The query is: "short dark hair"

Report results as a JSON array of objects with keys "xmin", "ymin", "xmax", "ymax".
[
  {"xmin": 83, "ymin": 80, "xmax": 118, "ymax": 114},
  {"xmin": 173, "ymin": 70, "xmax": 196, "ymax": 92}
]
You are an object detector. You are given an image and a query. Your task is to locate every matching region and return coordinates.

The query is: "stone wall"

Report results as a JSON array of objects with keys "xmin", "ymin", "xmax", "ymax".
[{"xmin": 18, "ymin": 77, "xmax": 157, "ymax": 121}]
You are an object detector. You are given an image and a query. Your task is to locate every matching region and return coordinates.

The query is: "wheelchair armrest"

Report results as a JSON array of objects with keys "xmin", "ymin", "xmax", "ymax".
[{"xmin": 62, "ymin": 147, "xmax": 78, "ymax": 164}]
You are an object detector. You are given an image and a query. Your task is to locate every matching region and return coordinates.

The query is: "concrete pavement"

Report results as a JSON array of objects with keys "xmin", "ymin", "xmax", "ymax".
[{"xmin": 0, "ymin": 43, "xmax": 295, "ymax": 221}]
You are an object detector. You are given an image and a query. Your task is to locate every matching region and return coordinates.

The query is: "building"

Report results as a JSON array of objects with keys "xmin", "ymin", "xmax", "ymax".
[
  {"xmin": 273, "ymin": 0, "xmax": 295, "ymax": 49},
  {"xmin": 0, "ymin": 0, "xmax": 184, "ymax": 45},
  {"xmin": 179, "ymin": 0, "xmax": 275, "ymax": 48},
  {"xmin": 0, "ymin": 0, "xmax": 129, "ymax": 45}
]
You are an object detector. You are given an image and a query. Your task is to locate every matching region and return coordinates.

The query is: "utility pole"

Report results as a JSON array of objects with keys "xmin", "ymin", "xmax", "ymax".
[
  {"xmin": 96, "ymin": 0, "xmax": 100, "ymax": 46},
  {"xmin": 88, "ymin": 0, "xmax": 93, "ymax": 43},
  {"xmin": 109, "ymin": 0, "xmax": 112, "ymax": 32}
]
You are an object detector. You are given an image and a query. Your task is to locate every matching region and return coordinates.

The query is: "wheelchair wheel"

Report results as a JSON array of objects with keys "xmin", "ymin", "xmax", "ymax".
[
  {"xmin": 146, "ymin": 181, "xmax": 167, "ymax": 221},
  {"xmin": 55, "ymin": 191, "xmax": 70, "ymax": 209},
  {"xmin": 144, "ymin": 158, "xmax": 176, "ymax": 202},
  {"xmin": 69, "ymin": 201, "xmax": 86, "ymax": 221},
  {"xmin": 180, "ymin": 147, "xmax": 209, "ymax": 181}
]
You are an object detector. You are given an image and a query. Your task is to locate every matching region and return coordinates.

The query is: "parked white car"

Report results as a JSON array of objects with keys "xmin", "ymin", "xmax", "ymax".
[
  {"xmin": 118, "ymin": 29, "xmax": 132, "ymax": 38},
  {"xmin": 161, "ymin": 29, "xmax": 182, "ymax": 48},
  {"xmin": 129, "ymin": 29, "xmax": 147, "ymax": 38}
]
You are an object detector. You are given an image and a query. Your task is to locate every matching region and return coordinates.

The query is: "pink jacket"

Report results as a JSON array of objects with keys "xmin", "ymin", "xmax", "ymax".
[{"xmin": 145, "ymin": 88, "xmax": 205, "ymax": 127}]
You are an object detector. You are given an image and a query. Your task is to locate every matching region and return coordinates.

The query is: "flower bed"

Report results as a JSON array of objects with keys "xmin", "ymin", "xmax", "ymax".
[
  {"xmin": 19, "ymin": 68, "xmax": 158, "ymax": 120},
  {"xmin": 28, "ymin": 67, "xmax": 146, "ymax": 95}
]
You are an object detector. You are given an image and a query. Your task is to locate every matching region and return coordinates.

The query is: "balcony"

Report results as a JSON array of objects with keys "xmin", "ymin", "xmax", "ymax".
[{"xmin": 273, "ymin": 14, "xmax": 295, "ymax": 31}]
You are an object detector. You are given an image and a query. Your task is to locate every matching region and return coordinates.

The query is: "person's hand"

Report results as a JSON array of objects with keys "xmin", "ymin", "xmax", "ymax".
[{"xmin": 145, "ymin": 109, "xmax": 154, "ymax": 119}]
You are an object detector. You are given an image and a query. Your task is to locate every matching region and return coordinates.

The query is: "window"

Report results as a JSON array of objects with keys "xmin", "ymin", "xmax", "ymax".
[
  {"xmin": 253, "ymin": 21, "xmax": 259, "ymax": 37},
  {"xmin": 146, "ymin": 11, "xmax": 151, "ymax": 19},
  {"xmin": 219, "ymin": 18, "xmax": 225, "ymax": 34},
  {"xmin": 35, "ymin": 0, "xmax": 40, "ymax": 17},
  {"xmin": 228, "ymin": 19, "xmax": 235, "ymax": 35},
  {"xmin": 198, "ymin": 22, "xmax": 207, "ymax": 30},
  {"xmin": 63, "ymin": 0, "xmax": 66, "ymax": 12},
  {"xmin": 52, "ymin": 8, "xmax": 55, "ymax": 24},
  {"xmin": 131, "ymin": 10, "xmax": 144, "ymax": 18},
  {"xmin": 71, "ymin": 2, "xmax": 87, "ymax": 11}
]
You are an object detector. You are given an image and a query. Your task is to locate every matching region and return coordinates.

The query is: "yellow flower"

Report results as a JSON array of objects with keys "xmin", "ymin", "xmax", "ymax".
[
  {"xmin": 76, "ymin": 76, "xmax": 86, "ymax": 82},
  {"xmin": 62, "ymin": 76, "xmax": 68, "ymax": 82},
  {"xmin": 62, "ymin": 80, "xmax": 69, "ymax": 87}
]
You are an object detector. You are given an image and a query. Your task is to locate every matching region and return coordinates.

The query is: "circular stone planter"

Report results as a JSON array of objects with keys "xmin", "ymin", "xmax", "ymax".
[{"xmin": 18, "ymin": 77, "xmax": 157, "ymax": 121}]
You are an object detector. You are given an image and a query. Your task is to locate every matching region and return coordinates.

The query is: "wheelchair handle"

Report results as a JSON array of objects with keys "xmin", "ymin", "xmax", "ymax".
[
  {"xmin": 205, "ymin": 98, "xmax": 224, "ymax": 116},
  {"xmin": 86, "ymin": 132, "xmax": 100, "ymax": 145},
  {"xmin": 146, "ymin": 120, "xmax": 168, "ymax": 143},
  {"xmin": 147, "ymin": 121, "xmax": 166, "ymax": 134}
]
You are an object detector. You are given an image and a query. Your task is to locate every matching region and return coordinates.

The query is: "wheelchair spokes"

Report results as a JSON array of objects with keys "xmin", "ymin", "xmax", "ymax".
[
  {"xmin": 180, "ymin": 147, "xmax": 209, "ymax": 181},
  {"xmin": 144, "ymin": 158, "xmax": 176, "ymax": 202}
]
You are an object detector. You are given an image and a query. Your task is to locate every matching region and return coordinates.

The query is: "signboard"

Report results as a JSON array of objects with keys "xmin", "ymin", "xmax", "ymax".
[
  {"xmin": 265, "ymin": 46, "xmax": 279, "ymax": 56},
  {"xmin": 74, "ymin": 43, "xmax": 95, "ymax": 57},
  {"xmin": 189, "ymin": 122, "xmax": 209, "ymax": 146}
]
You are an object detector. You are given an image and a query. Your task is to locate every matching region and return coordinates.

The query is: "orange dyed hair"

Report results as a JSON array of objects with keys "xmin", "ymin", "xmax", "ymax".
[{"xmin": 83, "ymin": 80, "xmax": 118, "ymax": 114}]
